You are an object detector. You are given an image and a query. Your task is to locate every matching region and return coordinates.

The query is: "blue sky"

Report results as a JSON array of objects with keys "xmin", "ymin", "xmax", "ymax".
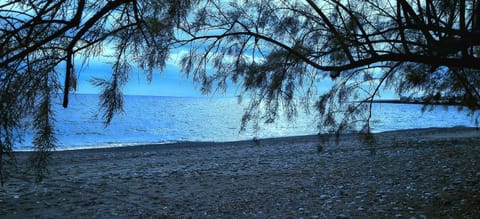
[
  {"xmin": 71, "ymin": 50, "xmax": 248, "ymax": 97},
  {"xmin": 75, "ymin": 59, "xmax": 209, "ymax": 97},
  {"xmin": 71, "ymin": 53, "xmax": 396, "ymax": 99},
  {"xmin": 71, "ymin": 53, "xmax": 321, "ymax": 98}
]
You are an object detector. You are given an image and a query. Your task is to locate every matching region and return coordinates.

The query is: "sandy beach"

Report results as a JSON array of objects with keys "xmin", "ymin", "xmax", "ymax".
[{"xmin": 1, "ymin": 127, "xmax": 479, "ymax": 218}]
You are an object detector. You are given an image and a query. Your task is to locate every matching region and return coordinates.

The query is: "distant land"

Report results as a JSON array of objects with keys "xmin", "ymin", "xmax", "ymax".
[
  {"xmin": 372, "ymin": 99, "xmax": 427, "ymax": 105},
  {"xmin": 372, "ymin": 96, "xmax": 465, "ymax": 106}
]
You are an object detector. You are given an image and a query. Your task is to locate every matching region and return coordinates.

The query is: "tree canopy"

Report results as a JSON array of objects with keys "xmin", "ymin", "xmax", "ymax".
[
  {"xmin": 1, "ymin": 0, "xmax": 479, "ymax": 182},
  {"xmin": 0, "ymin": 0, "xmax": 192, "ymax": 182},
  {"xmin": 178, "ymin": 0, "xmax": 480, "ymax": 132}
]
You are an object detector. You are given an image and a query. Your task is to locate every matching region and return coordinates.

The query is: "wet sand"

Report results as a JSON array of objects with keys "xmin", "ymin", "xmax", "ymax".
[{"xmin": 1, "ymin": 127, "xmax": 480, "ymax": 218}]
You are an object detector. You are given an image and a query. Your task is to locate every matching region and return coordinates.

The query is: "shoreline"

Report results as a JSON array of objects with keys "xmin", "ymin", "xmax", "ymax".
[
  {"xmin": 2, "ymin": 126, "xmax": 480, "ymax": 218},
  {"xmin": 14, "ymin": 126, "xmax": 478, "ymax": 153}
]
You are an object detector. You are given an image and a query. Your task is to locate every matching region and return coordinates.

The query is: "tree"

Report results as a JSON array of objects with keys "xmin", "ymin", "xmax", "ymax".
[
  {"xmin": 178, "ymin": 0, "xmax": 480, "ymax": 135},
  {"xmin": 0, "ymin": 0, "xmax": 192, "ymax": 183},
  {"xmin": 1, "ymin": 0, "xmax": 479, "ymax": 182}
]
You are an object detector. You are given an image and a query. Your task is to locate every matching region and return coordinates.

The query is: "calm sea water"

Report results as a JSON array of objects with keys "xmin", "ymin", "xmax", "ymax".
[{"xmin": 16, "ymin": 94, "xmax": 478, "ymax": 151}]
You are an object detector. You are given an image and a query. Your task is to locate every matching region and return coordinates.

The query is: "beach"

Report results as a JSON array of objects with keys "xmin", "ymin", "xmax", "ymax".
[{"xmin": 1, "ymin": 127, "xmax": 480, "ymax": 218}]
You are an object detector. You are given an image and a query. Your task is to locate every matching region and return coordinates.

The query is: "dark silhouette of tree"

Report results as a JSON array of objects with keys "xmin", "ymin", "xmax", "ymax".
[
  {"xmin": 0, "ymin": 0, "xmax": 192, "ymax": 183},
  {"xmin": 1, "ymin": 0, "xmax": 480, "ymax": 182},
  {"xmin": 178, "ymin": 0, "xmax": 480, "ymax": 134}
]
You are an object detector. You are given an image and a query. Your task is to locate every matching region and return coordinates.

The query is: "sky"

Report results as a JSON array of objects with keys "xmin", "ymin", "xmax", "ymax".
[
  {"xmin": 71, "ymin": 55, "xmax": 397, "ymax": 99},
  {"xmin": 70, "ymin": 51, "xmax": 322, "ymax": 98},
  {"xmin": 66, "ymin": 39, "xmax": 400, "ymax": 99},
  {"xmin": 70, "ymin": 47, "xmax": 251, "ymax": 98},
  {"xmin": 74, "ymin": 57, "xmax": 209, "ymax": 97}
]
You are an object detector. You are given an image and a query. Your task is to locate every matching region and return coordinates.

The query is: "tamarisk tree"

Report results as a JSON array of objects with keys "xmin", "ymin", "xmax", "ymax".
[
  {"xmin": 1, "ymin": 0, "xmax": 480, "ymax": 182},
  {"xmin": 178, "ymin": 0, "xmax": 480, "ymax": 134},
  {"xmin": 0, "ymin": 0, "xmax": 192, "ymax": 183}
]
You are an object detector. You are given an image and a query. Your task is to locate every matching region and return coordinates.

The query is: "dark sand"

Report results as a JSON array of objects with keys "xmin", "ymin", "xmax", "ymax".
[{"xmin": 1, "ymin": 127, "xmax": 479, "ymax": 218}]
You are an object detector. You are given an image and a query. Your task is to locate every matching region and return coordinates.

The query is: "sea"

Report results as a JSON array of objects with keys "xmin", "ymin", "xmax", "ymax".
[{"xmin": 16, "ymin": 94, "xmax": 479, "ymax": 151}]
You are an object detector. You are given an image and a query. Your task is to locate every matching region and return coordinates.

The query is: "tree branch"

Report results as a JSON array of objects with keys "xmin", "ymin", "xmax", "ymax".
[{"xmin": 305, "ymin": 0, "xmax": 355, "ymax": 63}]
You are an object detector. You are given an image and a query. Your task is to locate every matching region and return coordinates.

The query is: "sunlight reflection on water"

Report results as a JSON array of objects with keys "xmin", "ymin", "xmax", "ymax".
[{"xmin": 16, "ymin": 94, "xmax": 478, "ymax": 150}]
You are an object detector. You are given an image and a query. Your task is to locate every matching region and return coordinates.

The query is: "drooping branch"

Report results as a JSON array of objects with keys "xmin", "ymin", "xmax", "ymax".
[
  {"xmin": 0, "ymin": 0, "xmax": 192, "ymax": 182},
  {"xmin": 63, "ymin": 0, "xmax": 134, "ymax": 108}
]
